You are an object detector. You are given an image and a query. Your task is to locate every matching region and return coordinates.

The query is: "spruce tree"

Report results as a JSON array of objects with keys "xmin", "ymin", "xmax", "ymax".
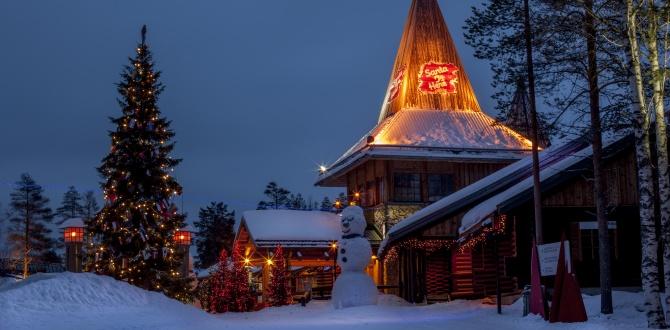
[
  {"xmin": 208, "ymin": 248, "xmax": 231, "ymax": 313},
  {"xmin": 7, "ymin": 173, "xmax": 55, "ymax": 278},
  {"xmin": 87, "ymin": 25, "xmax": 191, "ymax": 301},
  {"xmin": 320, "ymin": 197, "xmax": 332, "ymax": 212},
  {"xmin": 257, "ymin": 182, "xmax": 290, "ymax": 210},
  {"xmin": 81, "ymin": 191, "xmax": 100, "ymax": 271},
  {"xmin": 268, "ymin": 244, "xmax": 290, "ymax": 306},
  {"xmin": 228, "ymin": 242, "xmax": 252, "ymax": 311},
  {"xmin": 81, "ymin": 191, "xmax": 100, "ymax": 225},
  {"xmin": 194, "ymin": 202, "xmax": 235, "ymax": 269},
  {"xmin": 55, "ymin": 186, "xmax": 84, "ymax": 225}
]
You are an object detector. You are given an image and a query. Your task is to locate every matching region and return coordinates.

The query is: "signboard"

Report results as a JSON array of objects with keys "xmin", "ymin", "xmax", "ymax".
[
  {"xmin": 578, "ymin": 221, "xmax": 617, "ymax": 230},
  {"xmin": 537, "ymin": 241, "xmax": 571, "ymax": 276},
  {"xmin": 418, "ymin": 62, "xmax": 459, "ymax": 94},
  {"xmin": 387, "ymin": 65, "xmax": 406, "ymax": 103}
]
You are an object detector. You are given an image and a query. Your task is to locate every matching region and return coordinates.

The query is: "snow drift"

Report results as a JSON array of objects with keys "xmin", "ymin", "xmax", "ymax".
[{"xmin": 0, "ymin": 272, "xmax": 650, "ymax": 330}]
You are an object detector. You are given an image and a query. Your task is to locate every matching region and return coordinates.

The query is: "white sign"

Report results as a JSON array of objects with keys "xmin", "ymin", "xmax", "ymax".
[
  {"xmin": 578, "ymin": 221, "xmax": 616, "ymax": 230},
  {"xmin": 537, "ymin": 241, "xmax": 571, "ymax": 276}
]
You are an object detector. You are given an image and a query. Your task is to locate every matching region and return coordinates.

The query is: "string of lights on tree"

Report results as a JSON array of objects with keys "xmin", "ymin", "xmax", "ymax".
[
  {"xmin": 268, "ymin": 244, "xmax": 291, "ymax": 306},
  {"xmin": 84, "ymin": 25, "xmax": 191, "ymax": 302},
  {"xmin": 207, "ymin": 246, "xmax": 253, "ymax": 313}
]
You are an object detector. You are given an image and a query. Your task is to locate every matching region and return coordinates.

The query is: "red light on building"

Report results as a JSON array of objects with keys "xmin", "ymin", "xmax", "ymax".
[
  {"xmin": 64, "ymin": 227, "xmax": 84, "ymax": 243},
  {"xmin": 173, "ymin": 230, "xmax": 191, "ymax": 246},
  {"xmin": 418, "ymin": 62, "xmax": 459, "ymax": 94}
]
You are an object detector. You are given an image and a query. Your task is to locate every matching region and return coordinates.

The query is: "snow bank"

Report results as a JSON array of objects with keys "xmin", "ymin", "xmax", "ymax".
[
  {"xmin": 0, "ymin": 272, "xmax": 649, "ymax": 330},
  {"xmin": 0, "ymin": 272, "xmax": 211, "ymax": 330}
]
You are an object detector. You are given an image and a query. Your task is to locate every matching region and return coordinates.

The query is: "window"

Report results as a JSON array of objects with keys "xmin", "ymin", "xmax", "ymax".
[
  {"xmin": 393, "ymin": 173, "xmax": 421, "ymax": 202},
  {"xmin": 428, "ymin": 174, "xmax": 455, "ymax": 202}
]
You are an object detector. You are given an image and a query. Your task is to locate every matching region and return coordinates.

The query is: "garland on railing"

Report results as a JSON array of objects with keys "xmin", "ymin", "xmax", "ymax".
[{"xmin": 457, "ymin": 214, "xmax": 508, "ymax": 253}]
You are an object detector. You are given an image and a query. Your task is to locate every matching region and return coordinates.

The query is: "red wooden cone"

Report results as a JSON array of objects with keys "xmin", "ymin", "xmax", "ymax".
[
  {"xmin": 550, "ymin": 239, "xmax": 587, "ymax": 323},
  {"xmin": 530, "ymin": 241, "xmax": 546, "ymax": 318}
]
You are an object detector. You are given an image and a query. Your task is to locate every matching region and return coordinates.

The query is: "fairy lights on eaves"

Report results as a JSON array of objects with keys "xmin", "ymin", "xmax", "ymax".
[
  {"xmin": 85, "ymin": 25, "xmax": 192, "ymax": 302},
  {"xmin": 382, "ymin": 214, "xmax": 508, "ymax": 262}
]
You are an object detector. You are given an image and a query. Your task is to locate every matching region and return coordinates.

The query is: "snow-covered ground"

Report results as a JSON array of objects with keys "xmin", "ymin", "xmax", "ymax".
[{"xmin": 0, "ymin": 272, "xmax": 648, "ymax": 330}]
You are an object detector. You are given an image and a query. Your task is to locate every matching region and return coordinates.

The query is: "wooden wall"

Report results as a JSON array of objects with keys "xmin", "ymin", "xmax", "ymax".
[
  {"xmin": 345, "ymin": 159, "xmax": 510, "ymax": 208},
  {"xmin": 542, "ymin": 148, "xmax": 638, "ymax": 207}
]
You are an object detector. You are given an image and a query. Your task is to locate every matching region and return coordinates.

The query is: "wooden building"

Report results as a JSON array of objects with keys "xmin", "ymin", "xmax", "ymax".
[
  {"xmin": 379, "ymin": 134, "xmax": 642, "ymax": 303},
  {"xmin": 315, "ymin": 0, "xmax": 533, "ymax": 291},
  {"xmin": 235, "ymin": 210, "xmax": 382, "ymax": 302}
]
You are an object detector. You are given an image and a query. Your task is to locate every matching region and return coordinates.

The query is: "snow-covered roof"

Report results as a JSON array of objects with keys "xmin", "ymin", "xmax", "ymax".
[
  {"xmin": 458, "ymin": 133, "xmax": 630, "ymax": 236},
  {"xmin": 317, "ymin": 110, "xmax": 533, "ymax": 186},
  {"xmin": 239, "ymin": 210, "xmax": 341, "ymax": 248},
  {"xmin": 58, "ymin": 217, "xmax": 84, "ymax": 228}
]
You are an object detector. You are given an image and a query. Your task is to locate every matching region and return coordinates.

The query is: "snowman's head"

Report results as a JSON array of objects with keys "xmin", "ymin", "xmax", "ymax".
[{"xmin": 340, "ymin": 206, "xmax": 366, "ymax": 236}]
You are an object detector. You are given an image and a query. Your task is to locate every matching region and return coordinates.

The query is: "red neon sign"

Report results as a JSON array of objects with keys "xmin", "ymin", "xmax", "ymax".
[{"xmin": 418, "ymin": 62, "xmax": 459, "ymax": 94}]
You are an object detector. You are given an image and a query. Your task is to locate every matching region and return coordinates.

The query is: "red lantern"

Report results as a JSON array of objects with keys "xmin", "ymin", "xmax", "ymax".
[
  {"xmin": 64, "ymin": 227, "xmax": 84, "ymax": 243},
  {"xmin": 173, "ymin": 230, "xmax": 191, "ymax": 246}
]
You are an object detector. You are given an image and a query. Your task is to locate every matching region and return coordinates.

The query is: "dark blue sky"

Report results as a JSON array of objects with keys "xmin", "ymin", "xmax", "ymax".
[{"xmin": 0, "ymin": 0, "xmax": 491, "ymax": 222}]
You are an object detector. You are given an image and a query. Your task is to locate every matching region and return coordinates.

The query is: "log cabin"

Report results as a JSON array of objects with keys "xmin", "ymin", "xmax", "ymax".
[
  {"xmin": 379, "ymin": 133, "xmax": 641, "ymax": 303},
  {"xmin": 235, "ymin": 210, "xmax": 383, "ymax": 302}
]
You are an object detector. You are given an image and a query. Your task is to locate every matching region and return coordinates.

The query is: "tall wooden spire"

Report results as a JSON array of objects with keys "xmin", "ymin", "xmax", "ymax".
[{"xmin": 378, "ymin": 0, "xmax": 482, "ymax": 123}]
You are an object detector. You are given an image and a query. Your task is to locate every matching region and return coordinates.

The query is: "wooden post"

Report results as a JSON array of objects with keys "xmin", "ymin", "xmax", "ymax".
[
  {"xmin": 65, "ymin": 242, "xmax": 83, "ymax": 273},
  {"xmin": 494, "ymin": 235, "xmax": 502, "ymax": 314}
]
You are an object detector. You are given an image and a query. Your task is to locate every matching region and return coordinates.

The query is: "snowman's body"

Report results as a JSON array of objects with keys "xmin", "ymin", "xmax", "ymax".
[{"xmin": 332, "ymin": 206, "xmax": 378, "ymax": 309}]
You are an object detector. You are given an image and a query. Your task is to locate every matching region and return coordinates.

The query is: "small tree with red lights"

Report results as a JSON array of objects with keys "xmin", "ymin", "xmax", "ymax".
[
  {"xmin": 268, "ymin": 244, "xmax": 291, "ymax": 306},
  {"xmin": 228, "ymin": 242, "xmax": 252, "ymax": 312},
  {"xmin": 208, "ymin": 249, "xmax": 230, "ymax": 313}
]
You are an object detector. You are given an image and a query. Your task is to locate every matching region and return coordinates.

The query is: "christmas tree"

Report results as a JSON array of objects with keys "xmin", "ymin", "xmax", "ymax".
[
  {"xmin": 86, "ymin": 25, "xmax": 191, "ymax": 301},
  {"xmin": 208, "ymin": 249, "xmax": 231, "ymax": 313},
  {"xmin": 228, "ymin": 242, "xmax": 252, "ymax": 312},
  {"xmin": 268, "ymin": 244, "xmax": 291, "ymax": 306}
]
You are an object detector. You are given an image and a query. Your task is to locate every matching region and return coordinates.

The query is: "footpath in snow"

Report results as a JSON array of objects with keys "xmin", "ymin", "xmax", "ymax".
[{"xmin": 0, "ymin": 272, "xmax": 649, "ymax": 330}]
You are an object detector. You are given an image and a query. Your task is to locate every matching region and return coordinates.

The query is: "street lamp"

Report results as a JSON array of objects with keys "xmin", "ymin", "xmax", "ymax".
[{"xmin": 60, "ymin": 218, "xmax": 84, "ymax": 272}]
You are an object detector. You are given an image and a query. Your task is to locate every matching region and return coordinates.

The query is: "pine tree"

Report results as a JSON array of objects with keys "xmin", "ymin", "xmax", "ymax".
[
  {"xmin": 81, "ymin": 191, "xmax": 100, "ymax": 271},
  {"xmin": 86, "ymin": 25, "xmax": 191, "ymax": 301},
  {"xmin": 257, "ymin": 182, "xmax": 290, "ymax": 210},
  {"xmin": 228, "ymin": 242, "xmax": 252, "ymax": 312},
  {"xmin": 320, "ymin": 197, "xmax": 332, "ymax": 212},
  {"xmin": 268, "ymin": 244, "xmax": 290, "ymax": 306},
  {"xmin": 7, "ymin": 173, "xmax": 55, "ymax": 278},
  {"xmin": 81, "ymin": 191, "xmax": 100, "ymax": 225},
  {"xmin": 286, "ymin": 193, "xmax": 306, "ymax": 210},
  {"xmin": 55, "ymin": 186, "xmax": 84, "ymax": 225},
  {"xmin": 208, "ymin": 248, "xmax": 231, "ymax": 313},
  {"xmin": 194, "ymin": 202, "xmax": 235, "ymax": 269}
]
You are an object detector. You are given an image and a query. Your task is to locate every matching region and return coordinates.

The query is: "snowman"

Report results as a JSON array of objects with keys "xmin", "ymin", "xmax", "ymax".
[{"xmin": 331, "ymin": 206, "xmax": 378, "ymax": 308}]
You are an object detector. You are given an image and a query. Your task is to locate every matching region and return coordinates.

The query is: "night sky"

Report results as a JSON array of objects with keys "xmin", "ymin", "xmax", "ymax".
[{"xmin": 0, "ymin": 0, "xmax": 492, "ymax": 223}]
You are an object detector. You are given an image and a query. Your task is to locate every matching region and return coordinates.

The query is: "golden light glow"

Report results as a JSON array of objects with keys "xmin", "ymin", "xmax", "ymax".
[
  {"xmin": 331, "ymin": 243, "xmax": 337, "ymax": 249},
  {"xmin": 354, "ymin": 192, "xmax": 360, "ymax": 199},
  {"xmin": 179, "ymin": 234, "xmax": 185, "ymax": 240},
  {"xmin": 71, "ymin": 232, "xmax": 77, "ymax": 237},
  {"xmin": 266, "ymin": 258, "xmax": 273, "ymax": 266}
]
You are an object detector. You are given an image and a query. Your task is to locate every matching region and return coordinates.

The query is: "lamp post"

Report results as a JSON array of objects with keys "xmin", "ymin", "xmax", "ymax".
[
  {"xmin": 60, "ymin": 218, "xmax": 84, "ymax": 272},
  {"xmin": 173, "ymin": 226, "xmax": 192, "ymax": 277}
]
